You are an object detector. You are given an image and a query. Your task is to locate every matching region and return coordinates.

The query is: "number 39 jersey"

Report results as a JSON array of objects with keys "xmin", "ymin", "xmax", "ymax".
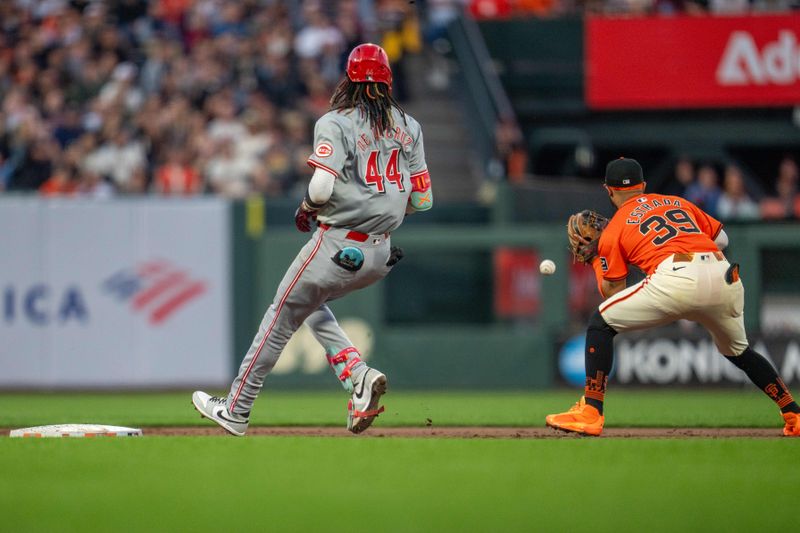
[
  {"xmin": 593, "ymin": 194, "xmax": 723, "ymax": 282},
  {"xmin": 307, "ymin": 107, "xmax": 428, "ymax": 235}
]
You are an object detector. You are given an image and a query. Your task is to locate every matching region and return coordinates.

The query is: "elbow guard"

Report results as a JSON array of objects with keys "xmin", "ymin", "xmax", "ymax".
[{"xmin": 409, "ymin": 170, "xmax": 432, "ymax": 211}]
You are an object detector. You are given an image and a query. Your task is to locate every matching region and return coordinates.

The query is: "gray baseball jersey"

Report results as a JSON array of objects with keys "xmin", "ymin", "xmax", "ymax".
[
  {"xmin": 224, "ymin": 107, "xmax": 428, "ymax": 417},
  {"xmin": 307, "ymin": 107, "xmax": 427, "ymax": 235}
]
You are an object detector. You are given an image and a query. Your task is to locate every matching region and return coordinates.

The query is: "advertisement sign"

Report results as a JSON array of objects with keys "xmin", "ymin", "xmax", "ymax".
[
  {"xmin": 586, "ymin": 14, "xmax": 800, "ymax": 109},
  {"xmin": 0, "ymin": 198, "xmax": 230, "ymax": 388},
  {"xmin": 493, "ymin": 248, "xmax": 540, "ymax": 318},
  {"xmin": 558, "ymin": 329, "xmax": 800, "ymax": 386}
]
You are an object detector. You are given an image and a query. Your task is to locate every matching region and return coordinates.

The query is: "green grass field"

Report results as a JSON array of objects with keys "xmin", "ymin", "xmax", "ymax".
[{"xmin": 1, "ymin": 389, "xmax": 797, "ymax": 532}]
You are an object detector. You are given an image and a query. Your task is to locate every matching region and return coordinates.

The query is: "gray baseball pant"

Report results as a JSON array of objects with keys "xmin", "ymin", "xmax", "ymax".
[{"xmin": 227, "ymin": 226, "xmax": 392, "ymax": 415}]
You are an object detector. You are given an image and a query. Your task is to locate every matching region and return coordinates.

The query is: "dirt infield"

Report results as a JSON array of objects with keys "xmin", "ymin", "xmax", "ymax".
[
  {"xmin": 131, "ymin": 426, "xmax": 783, "ymax": 438},
  {"xmin": 2, "ymin": 426, "xmax": 785, "ymax": 438}
]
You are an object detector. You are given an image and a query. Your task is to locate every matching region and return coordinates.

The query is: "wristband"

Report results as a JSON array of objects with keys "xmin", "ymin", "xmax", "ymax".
[{"xmin": 301, "ymin": 192, "xmax": 325, "ymax": 212}]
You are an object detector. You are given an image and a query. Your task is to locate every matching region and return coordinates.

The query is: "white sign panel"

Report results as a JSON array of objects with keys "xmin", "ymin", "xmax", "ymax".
[{"xmin": 0, "ymin": 198, "xmax": 230, "ymax": 388}]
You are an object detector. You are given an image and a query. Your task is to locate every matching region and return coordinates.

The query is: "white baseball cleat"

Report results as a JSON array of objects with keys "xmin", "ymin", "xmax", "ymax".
[
  {"xmin": 347, "ymin": 367, "xmax": 387, "ymax": 434},
  {"xmin": 192, "ymin": 391, "xmax": 249, "ymax": 437}
]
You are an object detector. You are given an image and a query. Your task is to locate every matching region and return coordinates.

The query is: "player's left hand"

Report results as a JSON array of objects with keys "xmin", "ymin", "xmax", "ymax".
[
  {"xmin": 386, "ymin": 246, "xmax": 404, "ymax": 267},
  {"xmin": 567, "ymin": 210, "xmax": 608, "ymax": 263},
  {"xmin": 294, "ymin": 207, "xmax": 317, "ymax": 233}
]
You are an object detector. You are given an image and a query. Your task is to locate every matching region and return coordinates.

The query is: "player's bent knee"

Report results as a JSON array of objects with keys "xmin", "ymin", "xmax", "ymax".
[
  {"xmin": 720, "ymin": 347, "xmax": 745, "ymax": 358},
  {"xmin": 715, "ymin": 338, "xmax": 749, "ymax": 358},
  {"xmin": 588, "ymin": 310, "xmax": 617, "ymax": 336}
]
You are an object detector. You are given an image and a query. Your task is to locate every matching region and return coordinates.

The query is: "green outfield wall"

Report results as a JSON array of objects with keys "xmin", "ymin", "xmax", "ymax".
[{"xmin": 231, "ymin": 202, "xmax": 800, "ymax": 389}]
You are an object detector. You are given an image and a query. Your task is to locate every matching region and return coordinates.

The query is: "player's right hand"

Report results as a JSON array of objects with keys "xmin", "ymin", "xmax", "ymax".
[{"xmin": 294, "ymin": 207, "xmax": 317, "ymax": 233}]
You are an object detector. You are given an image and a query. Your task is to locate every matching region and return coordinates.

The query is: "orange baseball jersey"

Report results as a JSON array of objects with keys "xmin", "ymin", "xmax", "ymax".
[{"xmin": 592, "ymin": 193, "xmax": 723, "ymax": 287}]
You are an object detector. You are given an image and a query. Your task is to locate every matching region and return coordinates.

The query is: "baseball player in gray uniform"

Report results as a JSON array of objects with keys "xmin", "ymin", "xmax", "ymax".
[{"xmin": 193, "ymin": 44, "xmax": 432, "ymax": 436}]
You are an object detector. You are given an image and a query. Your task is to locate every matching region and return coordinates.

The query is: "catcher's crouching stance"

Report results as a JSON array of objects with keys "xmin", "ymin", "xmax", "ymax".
[{"xmin": 547, "ymin": 158, "xmax": 800, "ymax": 437}]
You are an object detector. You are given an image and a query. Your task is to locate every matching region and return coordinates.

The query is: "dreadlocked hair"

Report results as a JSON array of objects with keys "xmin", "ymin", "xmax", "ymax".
[{"xmin": 330, "ymin": 77, "xmax": 406, "ymax": 134}]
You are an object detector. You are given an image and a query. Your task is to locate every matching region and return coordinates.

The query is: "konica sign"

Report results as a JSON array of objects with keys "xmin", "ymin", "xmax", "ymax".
[
  {"xmin": 0, "ymin": 198, "xmax": 231, "ymax": 388},
  {"xmin": 614, "ymin": 337, "xmax": 800, "ymax": 385},
  {"xmin": 558, "ymin": 330, "xmax": 800, "ymax": 386}
]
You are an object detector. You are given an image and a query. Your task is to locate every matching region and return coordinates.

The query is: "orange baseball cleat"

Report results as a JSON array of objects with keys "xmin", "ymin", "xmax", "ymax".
[
  {"xmin": 782, "ymin": 412, "xmax": 800, "ymax": 436},
  {"xmin": 546, "ymin": 396, "xmax": 605, "ymax": 436}
]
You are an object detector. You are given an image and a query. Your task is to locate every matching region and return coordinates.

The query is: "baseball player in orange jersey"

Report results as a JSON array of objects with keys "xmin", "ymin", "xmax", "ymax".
[
  {"xmin": 547, "ymin": 158, "xmax": 800, "ymax": 437},
  {"xmin": 192, "ymin": 44, "xmax": 432, "ymax": 436}
]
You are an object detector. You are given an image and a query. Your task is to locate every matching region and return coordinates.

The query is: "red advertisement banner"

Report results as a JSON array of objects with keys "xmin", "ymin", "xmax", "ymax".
[
  {"xmin": 493, "ymin": 248, "xmax": 540, "ymax": 318},
  {"xmin": 586, "ymin": 14, "xmax": 800, "ymax": 109}
]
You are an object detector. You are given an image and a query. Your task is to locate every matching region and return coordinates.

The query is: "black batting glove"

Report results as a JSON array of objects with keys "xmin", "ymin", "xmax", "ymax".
[{"xmin": 386, "ymin": 246, "xmax": 404, "ymax": 267}]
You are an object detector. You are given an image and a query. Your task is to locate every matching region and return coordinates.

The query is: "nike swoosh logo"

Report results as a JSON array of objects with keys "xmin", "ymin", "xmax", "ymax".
[
  {"xmin": 355, "ymin": 370, "xmax": 369, "ymax": 399},
  {"xmin": 672, "ymin": 266, "xmax": 686, "ymax": 271},
  {"xmin": 215, "ymin": 408, "xmax": 246, "ymax": 424}
]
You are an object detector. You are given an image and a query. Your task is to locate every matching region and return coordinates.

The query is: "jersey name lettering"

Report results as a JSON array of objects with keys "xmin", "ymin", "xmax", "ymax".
[
  {"xmin": 356, "ymin": 126, "xmax": 414, "ymax": 152},
  {"xmin": 626, "ymin": 197, "xmax": 681, "ymax": 225}
]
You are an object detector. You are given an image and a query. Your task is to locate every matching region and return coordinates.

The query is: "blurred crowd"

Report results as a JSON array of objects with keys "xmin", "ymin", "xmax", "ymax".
[
  {"xmin": 660, "ymin": 155, "xmax": 800, "ymax": 222},
  {"xmin": 1, "ymin": 0, "xmax": 797, "ymax": 202},
  {"xmin": 0, "ymin": 0, "xmax": 425, "ymax": 198}
]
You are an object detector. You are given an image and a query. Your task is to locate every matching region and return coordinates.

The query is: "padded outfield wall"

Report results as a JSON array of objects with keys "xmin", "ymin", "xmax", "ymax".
[
  {"xmin": 234, "ymin": 201, "xmax": 800, "ymax": 390},
  {"xmin": 2, "ymin": 197, "xmax": 798, "ymax": 389}
]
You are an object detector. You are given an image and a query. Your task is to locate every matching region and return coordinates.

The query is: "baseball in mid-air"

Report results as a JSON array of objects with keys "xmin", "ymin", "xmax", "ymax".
[{"xmin": 539, "ymin": 259, "xmax": 556, "ymax": 275}]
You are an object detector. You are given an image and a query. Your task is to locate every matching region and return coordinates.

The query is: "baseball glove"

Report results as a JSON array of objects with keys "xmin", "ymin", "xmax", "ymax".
[{"xmin": 567, "ymin": 210, "xmax": 608, "ymax": 264}]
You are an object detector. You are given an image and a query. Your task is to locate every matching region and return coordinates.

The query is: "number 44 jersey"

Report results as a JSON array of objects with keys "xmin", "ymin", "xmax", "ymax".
[
  {"xmin": 307, "ymin": 107, "xmax": 428, "ymax": 236},
  {"xmin": 593, "ymin": 194, "xmax": 724, "ymax": 283}
]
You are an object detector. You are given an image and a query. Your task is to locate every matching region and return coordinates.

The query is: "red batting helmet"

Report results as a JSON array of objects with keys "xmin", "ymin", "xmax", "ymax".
[{"xmin": 346, "ymin": 43, "xmax": 392, "ymax": 87}]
